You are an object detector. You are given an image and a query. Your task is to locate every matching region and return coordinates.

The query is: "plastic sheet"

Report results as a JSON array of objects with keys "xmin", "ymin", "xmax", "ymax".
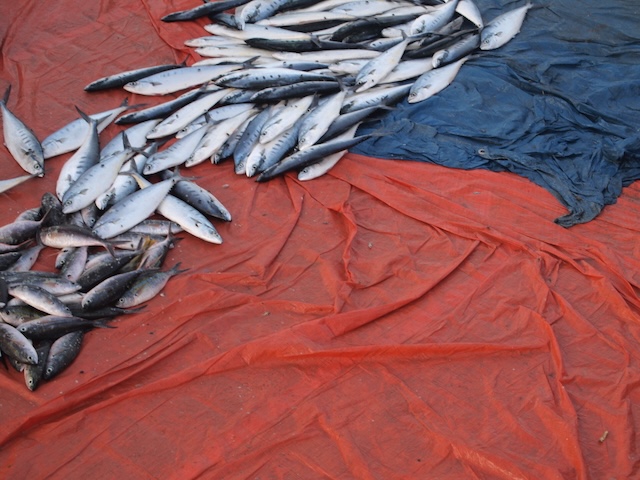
[
  {"xmin": 355, "ymin": 0, "xmax": 640, "ymax": 227},
  {"xmin": 1, "ymin": 1, "xmax": 639, "ymax": 478}
]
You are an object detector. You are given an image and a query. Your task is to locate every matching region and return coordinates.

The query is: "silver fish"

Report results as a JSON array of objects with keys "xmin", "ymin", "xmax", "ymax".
[{"xmin": 0, "ymin": 86, "xmax": 44, "ymax": 177}]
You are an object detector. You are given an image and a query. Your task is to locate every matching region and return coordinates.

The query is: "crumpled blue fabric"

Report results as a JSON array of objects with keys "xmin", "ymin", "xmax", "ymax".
[{"xmin": 353, "ymin": 0, "xmax": 640, "ymax": 226}]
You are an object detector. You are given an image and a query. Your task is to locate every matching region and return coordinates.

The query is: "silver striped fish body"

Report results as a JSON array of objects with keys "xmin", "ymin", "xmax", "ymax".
[
  {"xmin": 61, "ymin": 148, "xmax": 133, "ymax": 214},
  {"xmin": 116, "ymin": 263, "xmax": 186, "ymax": 308},
  {"xmin": 297, "ymin": 90, "xmax": 347, "ymax": 150},
  {"xmin": 0, "ymin": 98, "xmax": 44, "ymax": 177},
  {"xmin": 146, "ymin": 88, "xmax": 228, "ymax": 139},
  {"xmin": 42, "ymin": 102, "xmax": 128, "ymax": 159},
  {"xmin": 131, "ymin": 176, "xmax": 221, "ymax": 244},
  {"xmin": 272, "ymin": 49, "xmax": 379, "ymax": 64},
  {"xmin": 187, "ymin": 108, "xmax": 257, "ymax": 167},
  {"xmin": 293, "ymin": 0, "xmax": 356, "ymax": 12},
  {"xmin": 410, "ymin": 0, "xmax": 459, "ymax": 36},
  {"xmin": 204, "ymin": 23, "xmax": 312, "ymax": 41},
  {"xmin": 56, "ymin": 117, "xmax": 100, "ymax": 201},
  {"xmin": 331, "ymin": 0, "xmax": 406, "ymax": 16},
  {"xmin": 60, "ymin": 246, "xmax": 88, "ymax": 283},
  {"xmin": 8, "ymin": 284, "xmax": 73, "ymax": 317},
  {"xmin": 340, "ymin": 83, "xmax": 411, "ymax": 113},
  {"xmin": 380, "ymin": 57, "xmax": 434, "ymax": 84},
  {"xmin": 248, "ymin": 122, "xmax": 302, "ymax": 176},
  {"xmin": 298, "ymin": 149, "xmax": 349, "ymax": 181},
  {"xmin": 92, "ymin": 176, "xmax": 179, "ymax": 239},
  {"xmin": 255, "ymin": 10, "xmax": 358, "ymax": 28},
  {"xmin": 234, "ymin": 106, "xmax": 274, "ymax": 168},
  {"xmin": 175, "ymin": 115, "xmax": 207, "ymax": 139},
  {"xmin": 480, "ymin": 3, "xmax": 532, "ymax": 51},
  {"xmin": 215, "ymin": 67, "xmax": 336, "ymax": 89},
  {"xmin": 124, "ymin": 65, "xmax": 241, "ymax": 96},
  {"xmin": 354, "ymin": 37, "xmax": 408, "ymax": 92},
  {"xmin": 432, "ymin": 32, "xmax": 479, "ymax": 68},
  {"xmin": 6, "ymin": 244, "xmax": 45, "ymax": 272},
  {"xmin": 218, "ymin": 113, "xmax": 255, "ymax": 165},
  {"xmin": 99, "ymin": 119, "xmax": 160, "ymax": 160},
  {"xmin": 235, "ymin": 0, "xmax": 291, "ymax": 29},
  {"xmin": 95, "ymin": 144, "xmax": 156, "ymax": 210},
  {"xmin": 408, "ymin": 56, "xmax": 468, "ymax": 103},
  {"xmin": 194, "ymin": 45, "xmax": 275, "ymax": 59},
  {"xmin": 260, "ymin": 95, "xmax": 315, "ymax": 144},
  {"xmin": 42, "ymin": 331, "xmax": 84, "ymax": 380},
  {"xmin": 143, "ymin": 125, "xmax": 209, "ymax": 175},
  {"xmin": 328, "ymin": 59, "xmax": 369, "ymax": 76},
  {"xmin": 158, "ymin": 194, "xmax": 223, "ymax": 244},
  {"xmin": 160, "ymin": 171, "xmax": 232, "ymax": 222},
  {"xmin": 185, "ymin": 36, "xmax": 246, "ymax": 48}
]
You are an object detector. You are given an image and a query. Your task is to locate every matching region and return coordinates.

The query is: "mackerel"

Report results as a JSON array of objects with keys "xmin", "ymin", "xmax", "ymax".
[
  {"xmin": 187, "ymin": 108, "xmax": 257, "ymax": 166},
  {"xmin": 0, "ymin": 86, "xmax": 44, "ymax": 177},
  {"xmin": 408, "ymin": 56, "xmax": 468, "ymax": 103},
  {"xmin": 480, "ymin": 3, "xmax": 532, "ymax": 51},
  {"xmin": 56, "ymin": 113, "xmax": 100, "ymax": 201},
  {"xmin": 8, "ymin": 284, "xmax": 74, "ymax": 317},
  {"xmin": 131, "ymin": 175, "xmax": 223, "ymax": 244},
  {"xmin": 124, "ymin": 65, "xmax": 243, "ymax": 96},
  {"xmin": 84, "ymin": 62, "xmax": 185, "ymax": 91},
  {"xmin": 0, "ymin": 323, "xmax": 38, "ymax": 365},
  {"xmin": 260, "ymin": 95, "xmax": 316, "ymax": 144},
  {"xmin": 92, "ymin": 174, "xmax": 180, "ymax": 239},
  {"xmin": 160, "ymin": 170, "xmax": 232, "ymax": 222},
  {"xmin": 143, "ymin": 124, "xmax": 209, "ymax": 174},
  {"xmin": 41, "ymin": 99, "xmax": 131, "ymax": 159},
  {"xmin": 145, "ymin": 87, "xmax": 230, "ymax": 139}
]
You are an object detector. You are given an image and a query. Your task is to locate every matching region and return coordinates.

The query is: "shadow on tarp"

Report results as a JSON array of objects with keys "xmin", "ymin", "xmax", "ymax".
[{"xmin": 354, "ymin": 0, "xmax": 640, "ymax": 227}]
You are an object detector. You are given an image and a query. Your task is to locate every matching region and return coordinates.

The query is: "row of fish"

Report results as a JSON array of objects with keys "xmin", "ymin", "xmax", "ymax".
[
  {"xmin": 72, "ymin": 0, "xmax": 534, "ymax": 181},
  {"xmin": 0, "ymin": 192, "xmax": 187, "ymax": 390}
]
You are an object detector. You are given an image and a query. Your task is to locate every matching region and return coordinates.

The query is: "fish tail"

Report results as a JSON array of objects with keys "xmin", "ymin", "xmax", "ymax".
[{"xmin": 2, "ymin": 84, "xmax": 11, "ymax": 105}]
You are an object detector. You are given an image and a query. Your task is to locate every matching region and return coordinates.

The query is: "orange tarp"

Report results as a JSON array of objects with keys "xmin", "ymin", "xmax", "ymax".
[{"xmin": 1, "ymin": 1, "xmax": 639, "ymax": 478}]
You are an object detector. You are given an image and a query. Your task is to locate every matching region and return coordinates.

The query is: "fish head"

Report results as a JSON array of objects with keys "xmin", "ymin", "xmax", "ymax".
[{"xmin": 480, "ymin": 31, "xmax": 501, "ymax": 50}]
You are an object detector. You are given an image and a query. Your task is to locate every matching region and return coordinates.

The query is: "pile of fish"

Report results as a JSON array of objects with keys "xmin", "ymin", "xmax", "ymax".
[
  {"xmin": 0, "ymin": 0, "xmax": 534, "ymax": 390},
  {"xmin": 0, "ymin": 191, "xmax": 188, "ymax": 390},
  {"xmin": 79, "ymin": 0, "xmax": 533, "ymax": 181}
]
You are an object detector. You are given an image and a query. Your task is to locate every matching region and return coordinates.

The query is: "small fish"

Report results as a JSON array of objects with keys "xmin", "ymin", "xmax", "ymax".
[
  {"xmin": 43, "ymin": 331, "xmax": 84, "ymax": 380},
  {"xmin": 116, "ymin": 263, "xmax": 187, "ymax": 308},
  {"xmin": 8, "ymin": 284, "xmax": 74, "ymax": 317},
  {"xmin": 408, "ymin": 56, "xmax": 469, "ymax": 103},
  {"xmin": 0, "ymin": 86, "xmax": 44, "ymax": 177},
  {"xmin": 480, "ymin": 3, "xmax": 533, "ymax": 51}
]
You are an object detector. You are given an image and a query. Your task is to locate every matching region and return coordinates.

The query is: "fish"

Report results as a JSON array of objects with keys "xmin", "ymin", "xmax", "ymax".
[
  {"xmin": 480, "ymin": 3, "xmax": 533, "ymax": 51},
  {"xmin": 123, "ymin": 65, "xmax": 242, "ymax": 96},
  {"xmin": 116, "ymin": 263, "xmax": 187, "ymax": 308},
  {"xmin": 39, "ymin": 224, "xmax": 116, "ymax": 256},
  {"xmin": 7, "ymin": 284, "xmax": 74, "ymax": 317},
  {"xmin": 92, "ymin": 174, "xmax": 180, "ymax": 239},
  {"xmin": 41, "ymin": 98, "xmax": 132, "ymax": 159},
  {"xmin": 42, "ymin": 331, "xmax": 84, "ymax": 380},
  {"xmin": 84, "ymin": 62, "xmax": 186, "ymax": 91},
  {"xmin": 56, "ymin": 110, "xmax": 101, "ymax": 201},
  {"xmin": 0, "ymin": 85, "xmax": 44, "ymax": 177},
  {"xmin": 408, "ymin": 56, "xmax": 469, "ymax": 103},
  {"xmin": 0, "ymin": 323, "xmax": 38, "ymax": 365},
  {"xmin": 0, "ymin": 174, "xmax": 34, "ymax": 194}
]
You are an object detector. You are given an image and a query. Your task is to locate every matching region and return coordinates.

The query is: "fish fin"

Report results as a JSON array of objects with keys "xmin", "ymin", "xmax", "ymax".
[{"xmin": 92, "ymin": 318, "xmax": 117, "ymax": 329}]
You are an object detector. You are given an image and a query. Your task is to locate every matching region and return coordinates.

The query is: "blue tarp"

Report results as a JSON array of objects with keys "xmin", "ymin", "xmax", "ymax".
[{"xmin": 355, "ymin": 0, "xmax": 640, "ymax": 226}]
